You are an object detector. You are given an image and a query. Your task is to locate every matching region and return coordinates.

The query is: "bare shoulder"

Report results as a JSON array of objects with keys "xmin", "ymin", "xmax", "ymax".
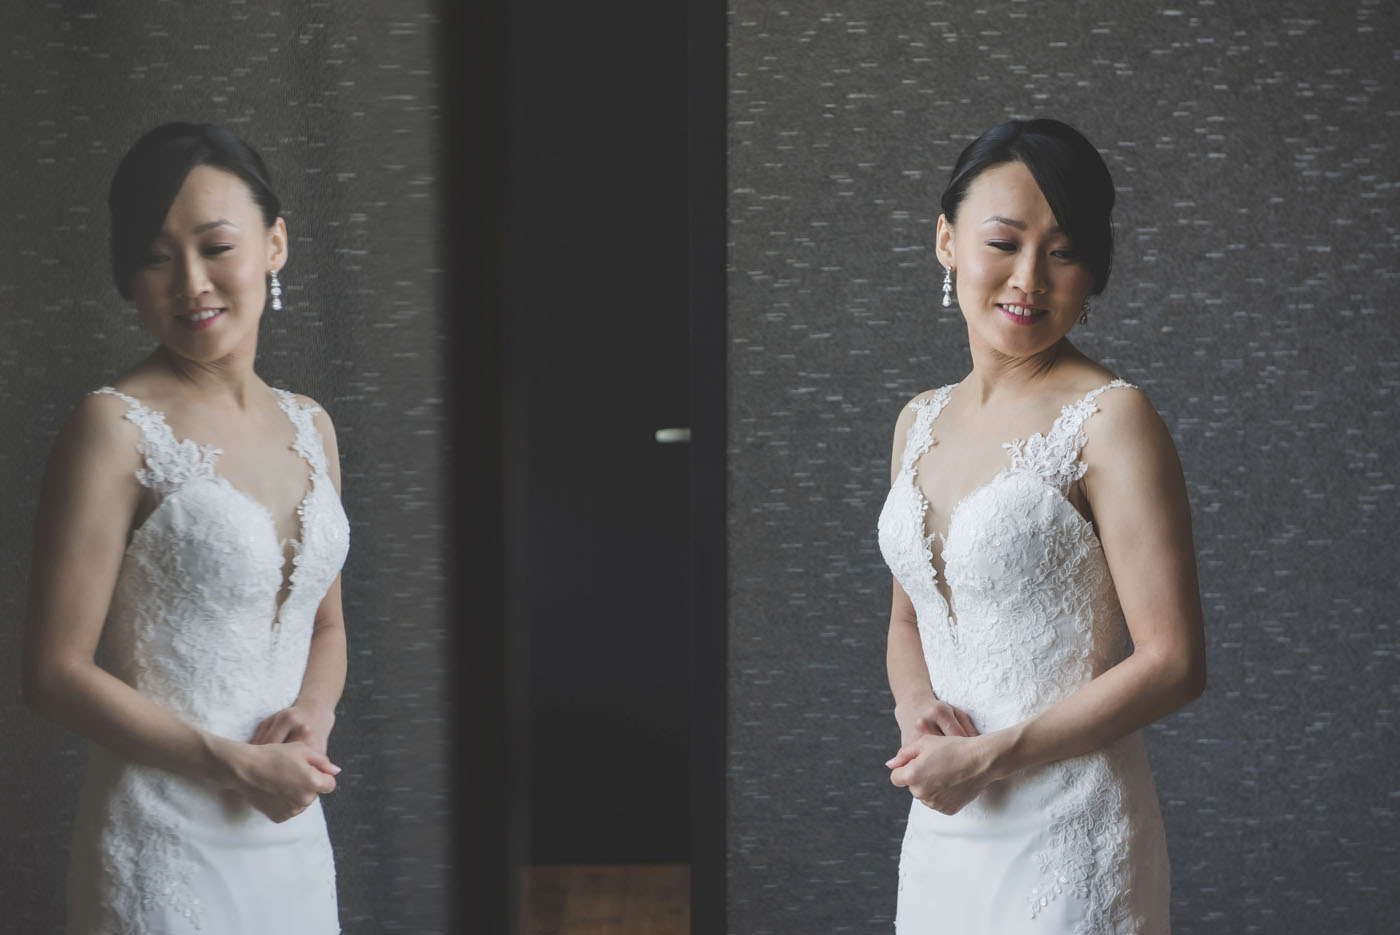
[
  {"xmin": 892, "ymin": 385, "xmax": 954, "ymax": 439},
  {"xmin": 34, "ymin": 392, "xmax": 145, "ymax": 529},
  {"xmin": 888, "ymin": 384, "xmax": 957, "ymax": 480},
  {"xmin": 290, "ymin": 391, "xmax": 334, "ymax": 424},
  {"xmin": 290, "ymin": 393, "xmax": 342, "ymax": 489},
  {"xmin": 283, "ymin": 391, "xmax": 335, "ymax": 444},
  {"xmin": 1081, "ymin": 382, "xmax": 1182, "ymax": 477},
  {"xmin": 56, "ymin": 391, "xmax": 144, "ymax": 472},
  {"xmin": 896, "ymin": 384, "xmax": 955, "ymax": 422}
]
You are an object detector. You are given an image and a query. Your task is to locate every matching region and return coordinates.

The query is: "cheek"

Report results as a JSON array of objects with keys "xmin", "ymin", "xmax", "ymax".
[
  {"xmin": 129, "ymin": 273, "xmax": 164, "ymax": 311},
  {"xmin": 227, "ymin": 259, "xmax": 269, "ymax": 296},
  {"xmin": 1058, "ymin": 265, "xmax": 1094, "ymax": 297},
  {"xmin": 954, "ymin": 254, "xmax": 998, "ymax": 293}
]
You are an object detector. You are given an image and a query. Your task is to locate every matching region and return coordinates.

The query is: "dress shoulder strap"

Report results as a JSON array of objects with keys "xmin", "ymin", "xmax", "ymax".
[
  {"xmin": 1007, "ymin": 378, "xmax": 1137, "ymax": 490},
  {"xmin": 271, "ymin": 388, "xmax": 329, "ymax": 477},
  {"xmin": 898, "ymin": 384, "xmax": 955, "ymax": 474},
  {"xmin": 89, "ymin": 387, "xmax": 220, "ymax": 495}
]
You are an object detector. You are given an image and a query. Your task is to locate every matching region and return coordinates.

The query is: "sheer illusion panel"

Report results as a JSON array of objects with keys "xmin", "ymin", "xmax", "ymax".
[
  {"xmin": 903, "ymin": 382, "xmax": 1101, "ymax": 635},
  {"xmin": 97, "ymin": 387, "xmax": 326, "ymax": 627}
]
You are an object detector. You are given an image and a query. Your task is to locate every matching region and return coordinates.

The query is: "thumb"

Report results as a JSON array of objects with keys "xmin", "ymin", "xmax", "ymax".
[
  {"xmin": 885, "ymin": 746, "xmax": 917, "ymax": 770},
  {"xmin": 307, "ymin": 749, "xmax": 342, "ymax": 777}
]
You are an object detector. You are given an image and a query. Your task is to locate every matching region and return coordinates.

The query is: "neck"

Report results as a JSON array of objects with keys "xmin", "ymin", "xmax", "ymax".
[
  {"xmin": 150, "ymin": 343, "xmax": 262, "ymax": 407},
  {"xmin": 962, "ymin": 333, "xmax": 1079, "ymax": 405}
]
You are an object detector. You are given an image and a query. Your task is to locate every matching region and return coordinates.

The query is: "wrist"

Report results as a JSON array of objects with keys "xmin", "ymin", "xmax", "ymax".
[
  {"xmin": 201, "ymin": 732, "xmax": 248, "ymax": 790},
  {"xmin": 893, "ymin": 693, "xmax": 936, "ymax": 721},
  {"xmin": 292, "ymin": 694, "xmax": 338, "ymax": 720},
  {"xmin": 977, "ymin": 724, "xmax": 1025, "ymax": 782}
]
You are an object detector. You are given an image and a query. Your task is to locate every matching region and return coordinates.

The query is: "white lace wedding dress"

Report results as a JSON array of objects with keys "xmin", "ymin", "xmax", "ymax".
[
  {"xmin": 878, "ymin": 380, "xmax": 1170, "ymax": 934},
  {"xmin": 66, "ymin": 386, "xmax": 349, "ymax": 934}
]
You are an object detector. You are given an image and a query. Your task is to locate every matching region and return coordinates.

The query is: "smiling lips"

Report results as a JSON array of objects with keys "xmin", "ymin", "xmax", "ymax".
[
  {"xmin": 997, "ymin": 302, "xmax": 1048, "ymax": 326},
  {"xmin": 179, "ymin": 307, "xmax": 224, "ymax": 330}
]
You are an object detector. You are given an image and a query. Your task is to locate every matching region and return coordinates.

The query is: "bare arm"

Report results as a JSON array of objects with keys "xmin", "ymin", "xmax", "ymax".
[
  {"xmin": 251, "ymin": 402, "xmax": 348, "ymax": 755},
  {"xmin": 982, "ymin": 388, "xmax": 1206, "ymax": 775},
  {"xmin": 890, "ymin": 388, "xmax": 1205, "ymax": 812},
  {"xmin": 22, "ymin": 395, "xmax": 337, "ymax": 822},
  {"xmin": 885, "ymin": 396, "xmax": 977, "ymax": 744}
]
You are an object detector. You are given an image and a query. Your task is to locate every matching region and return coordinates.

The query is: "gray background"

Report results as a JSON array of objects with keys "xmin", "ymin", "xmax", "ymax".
[
  {"xmin": 0, "ymin": 4, "xmax": 449, "ymax": 932},
  {"xmin": 727, "ymin": 2, "xmax": 1399, "ymax": 933}
]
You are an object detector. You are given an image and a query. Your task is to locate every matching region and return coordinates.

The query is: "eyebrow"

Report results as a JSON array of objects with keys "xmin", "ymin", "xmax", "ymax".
[
  {"xmin": 982, "ymin": 215, "xmax": 1065, "ymax": 234},
  {"xmin": 192, "ymin": 218, "xmax": 238, "ymax": 234}
]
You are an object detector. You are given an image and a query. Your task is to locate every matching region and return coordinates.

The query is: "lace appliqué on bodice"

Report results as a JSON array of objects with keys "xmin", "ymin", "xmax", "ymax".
[
  {"xmin": 878, "ymin": 379, "xmax": 1147, "ymax": 934},
  {"xmin": 85, "ymin": 386, "xmax": 349, "ymax": 931}
]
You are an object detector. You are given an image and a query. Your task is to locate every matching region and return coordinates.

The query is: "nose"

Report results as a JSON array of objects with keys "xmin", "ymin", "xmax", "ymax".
[
  {"xmin": 1008, "ymin": 248, "xmax": 1048, "ymax": 296},
  {"xmin": 174, "ymin": 254, "xmax": 212, "ymax": 300}
]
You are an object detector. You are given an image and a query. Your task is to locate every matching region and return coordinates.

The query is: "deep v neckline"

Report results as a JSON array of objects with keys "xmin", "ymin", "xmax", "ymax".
[
  {"xmin": 107, "ymin": 387, "xmax": 319, "ymax": 625},
  {"xmin": 902, "ymin": 380, "xmax": 1124, "ymax": 635}
]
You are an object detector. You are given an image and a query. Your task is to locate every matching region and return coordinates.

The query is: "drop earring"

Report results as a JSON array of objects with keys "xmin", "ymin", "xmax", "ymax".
[
  {"xmin": 1078, "ymin": 298, "xmax": 1090, "ymax": 325},
  {"xmin": 942, "ymin": 267, "xmax": 953, "ymax": 308},
  {"xmin": 269, "ymin": 270, "xmax": 283, "ymax": 311}
]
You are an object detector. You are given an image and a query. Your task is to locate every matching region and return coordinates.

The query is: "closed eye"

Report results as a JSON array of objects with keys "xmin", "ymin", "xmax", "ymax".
[
  {"xmin": 203, "ymin": 244, "xmax": 234, "ymax": 257},
  {"xmin": 143, "ymin": 253, "xmax": 170, "ymax": 267},
  {"xmin": 986, "ymin": 241, "xmax": 1015, "ymax": 252}
]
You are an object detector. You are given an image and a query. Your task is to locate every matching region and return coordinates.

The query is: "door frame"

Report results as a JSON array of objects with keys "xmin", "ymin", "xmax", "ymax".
[{"xmin": 687, "ymin": 0, "xmax": 727, "ymax": 929}]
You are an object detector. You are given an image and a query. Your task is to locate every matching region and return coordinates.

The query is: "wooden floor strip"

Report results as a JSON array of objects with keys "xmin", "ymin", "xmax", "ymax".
[{"xmin": 520, "ymin": 865, "xmax": 689, "ymax": 935}]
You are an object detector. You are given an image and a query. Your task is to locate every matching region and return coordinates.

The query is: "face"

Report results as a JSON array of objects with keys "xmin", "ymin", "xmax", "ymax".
[
  {"xmin": 935, "ymin": 160, "xmax": 1093, "ymax": 360},
  {"xmin": 128, "ymin": 165, "xmax": 287, "ymax": 364}
]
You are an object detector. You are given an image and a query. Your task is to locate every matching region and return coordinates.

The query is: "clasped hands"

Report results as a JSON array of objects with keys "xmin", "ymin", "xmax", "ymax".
[
  {"xmin": 229, "ymin": 703, "xmax": 341, "ymax": 824},
  {"xmin": 886, "ymin": 699, "xmax": 997, "ymax": 815}
]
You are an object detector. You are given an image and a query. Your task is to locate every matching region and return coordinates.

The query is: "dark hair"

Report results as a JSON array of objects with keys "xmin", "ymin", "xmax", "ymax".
[
  {"xmin": 108, "ymin": 122, "xmax": 281, "ymax": 299},
  {"xmin": 940, "ymin": 118, "xmax": 1115, "ymax": 295}
]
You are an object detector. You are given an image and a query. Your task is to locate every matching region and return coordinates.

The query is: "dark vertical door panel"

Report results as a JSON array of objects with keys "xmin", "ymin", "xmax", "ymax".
[{"xmin": 508, "ymin": 0, "xmax": 692, "ymax": 863}]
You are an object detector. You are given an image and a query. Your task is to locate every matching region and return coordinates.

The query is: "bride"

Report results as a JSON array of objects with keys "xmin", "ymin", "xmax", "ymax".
[
  {"xmin": 22, "ymin": 122, "xmax": 347, "ymax": 934},
  {"xmin": 879, "ymin": 118, "xmax": 1206, "ymax": 933}
]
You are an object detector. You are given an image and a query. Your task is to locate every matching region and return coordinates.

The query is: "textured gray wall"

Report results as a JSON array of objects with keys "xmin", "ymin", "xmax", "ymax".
[
  {"xmin": 0, "ymin": 5, "xmax": 449, "ymax": 932},
  {"xmin": 727, "ymin": 2, "xmax": 1399, "ymax": 932}
]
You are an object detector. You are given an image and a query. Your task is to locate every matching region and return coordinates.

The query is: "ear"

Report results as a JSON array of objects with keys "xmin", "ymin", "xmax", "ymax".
[
  {"xmin": 266, "ymin": 217, "xmax": 289, "ymax": 273},
  {"xmin": 935, "ymin": 214, "xmax": 955, "ymax": 270}
]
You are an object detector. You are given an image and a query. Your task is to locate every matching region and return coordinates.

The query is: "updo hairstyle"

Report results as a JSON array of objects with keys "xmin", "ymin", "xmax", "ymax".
[
  {"xmin": 108, "ymin": 122, "xmax": 281, "ymax": 299},
  {"xmin": 940, "ymin": 118, "xmax": 1115, "ymax": 295}
]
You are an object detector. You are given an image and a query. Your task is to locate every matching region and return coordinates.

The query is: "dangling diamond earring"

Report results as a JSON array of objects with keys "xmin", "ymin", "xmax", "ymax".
[
  {"xmin": 269, "ymin": 270, "xmax": 283, "ymax": 311},
  {"xmin": 942, "ymin": 267, "xmax": 953, "ymax": 308},
  {"xmin": 1078, "ymin": 298, "xmax": 1090, "ymax": 325}
]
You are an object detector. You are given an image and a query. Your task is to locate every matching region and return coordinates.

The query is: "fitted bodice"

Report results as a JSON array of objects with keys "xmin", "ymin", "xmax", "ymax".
[
  {"xmin": 878, "ymin": 379, "xmax": 1134, "ymax": 733},
  {"xmin": 92, "ymin": 386, "xmax": 350, "ymax": 742}
]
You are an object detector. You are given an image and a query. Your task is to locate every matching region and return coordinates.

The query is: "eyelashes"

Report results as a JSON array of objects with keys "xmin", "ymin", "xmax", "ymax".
[
  {"xmin": 983, "ymin": 241, "xmax": 1080, "ymax": 261},
  {"xmin": 140, "ymin": 244, "xmax": 234, "ymax": 267}
]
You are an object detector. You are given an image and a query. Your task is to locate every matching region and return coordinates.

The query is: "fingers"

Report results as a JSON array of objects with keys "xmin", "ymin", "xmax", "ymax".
[
  {"xmin": 306, "ymin": 748, "xmax": 342, "ymax": 783},
  {"xmin": 885, "ymin": 746, "xmax": 917, "ymax": 770},
  {"xmin": 925, "ymin": 701, "xmax": 979, "ymax": 738},
  {"xmin": 251, "ymin": 711, "xmax": 296, "ymax": 746},
  {"xmin": 914, "ymin": 714, "xmax": 944, "ymax": 736},
  {"xmin": 919, "ymin": 701, "xmax": 965, "ymax": 737},
  {"xmin": 940, "ymin": 703, "xmax": 971, "ymax": 737},
  {"xmin": 954, "ymin": 708, "xmax": 979, "ymax": 738},
  {"xmin": 250, "ymin": 716, "xmax": 274, "ymax": 746},
  {"xmin": 250, "ymin": 708, "xmax": 323, "ymax": 746}
]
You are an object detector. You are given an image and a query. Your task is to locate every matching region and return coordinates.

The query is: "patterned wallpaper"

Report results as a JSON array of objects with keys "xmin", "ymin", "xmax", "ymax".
[
  {"xmin": 0, "ymin": 5, "xmax": 450, "ymax": 932},
  {"xmin": 727, "ymin": 2, "xmax": 1399, "ymax": 931}
]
